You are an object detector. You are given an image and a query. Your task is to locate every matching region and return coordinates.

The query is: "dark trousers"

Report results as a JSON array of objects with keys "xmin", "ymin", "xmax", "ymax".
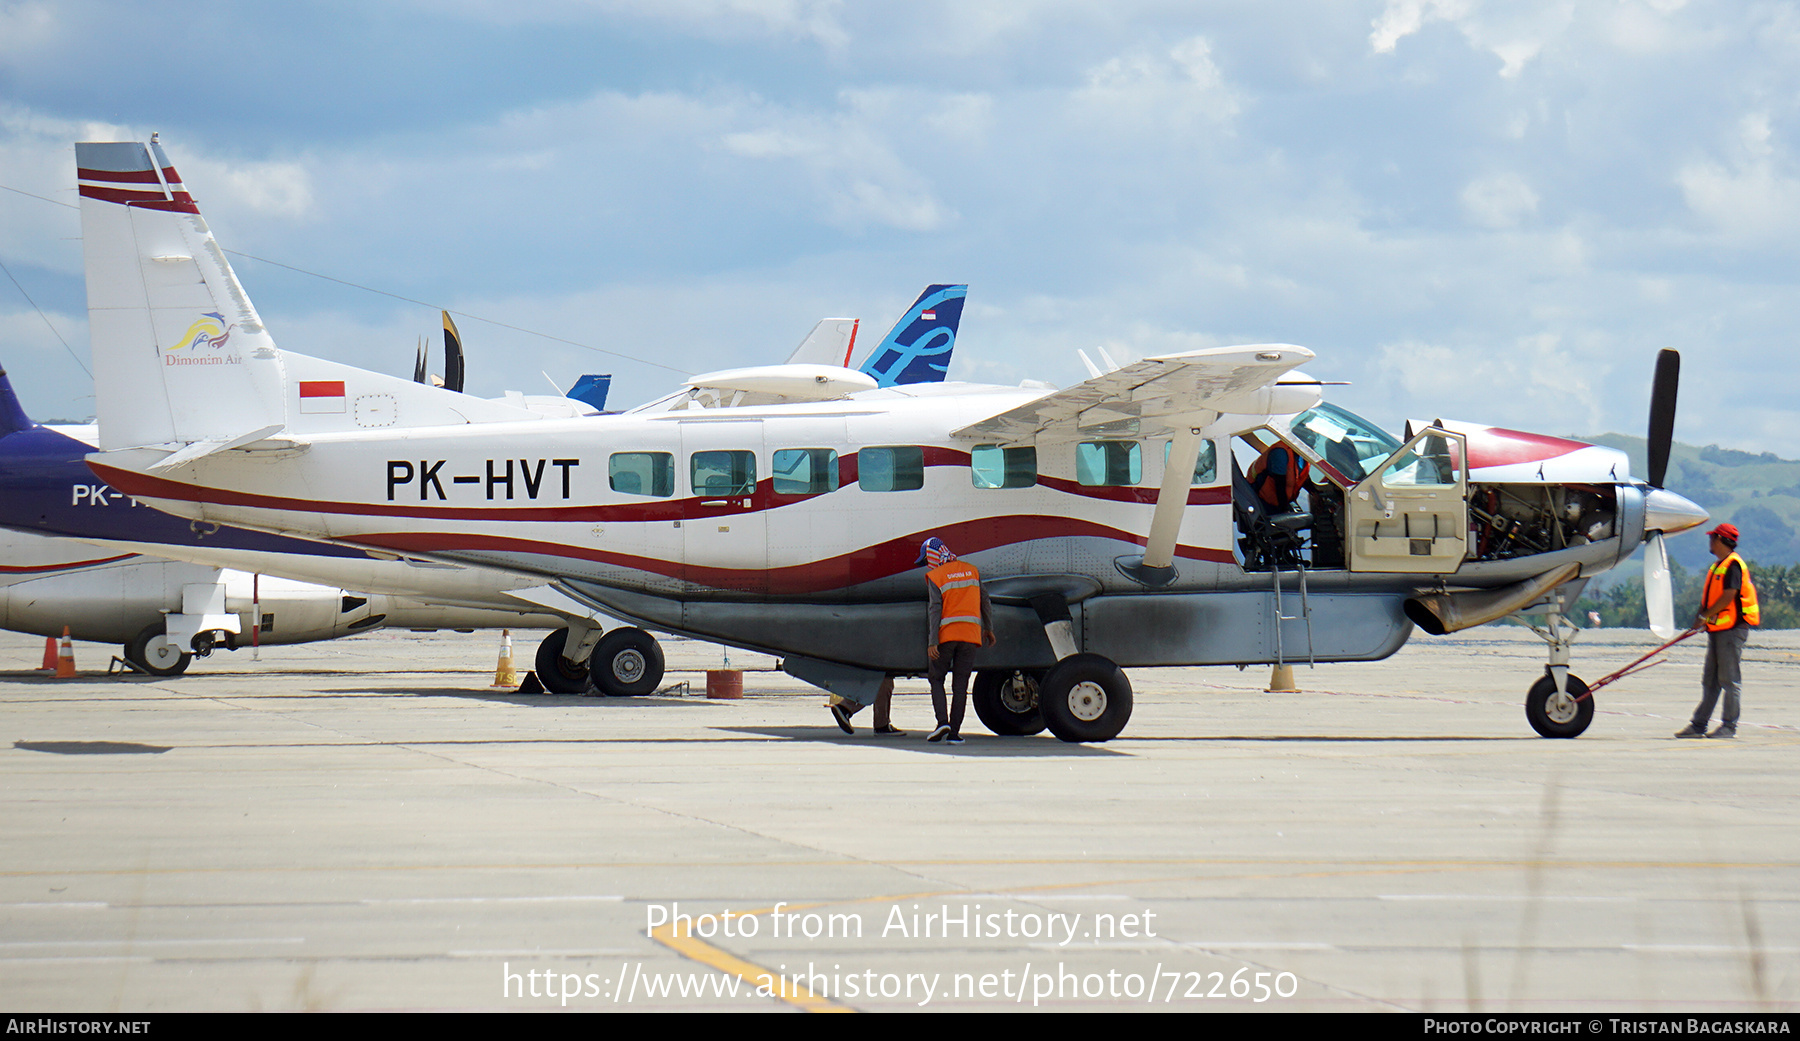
[
  {"xmin": 928, "ymin": 641, "xmax": 977, "ymax": 730},
  {"xmin": 1693, "ymin": 626, "xmax": 1748, "ymax": 729}
]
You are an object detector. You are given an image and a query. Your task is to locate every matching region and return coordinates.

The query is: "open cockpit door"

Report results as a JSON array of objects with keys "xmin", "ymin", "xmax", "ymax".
[{"xmin": 1345, "ymin": 427, "xmax": 1469, "ymax": 574}]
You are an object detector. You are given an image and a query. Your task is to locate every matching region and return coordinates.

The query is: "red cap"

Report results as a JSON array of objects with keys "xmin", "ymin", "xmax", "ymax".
[{"xmin": 1708, "ymin": 523, "xmax": 1739, "ymax": 544}]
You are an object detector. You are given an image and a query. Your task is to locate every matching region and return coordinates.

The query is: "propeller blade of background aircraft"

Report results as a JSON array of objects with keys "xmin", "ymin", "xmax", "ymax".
[
  {"xmin": 1647, "ymin": 349, "xmax": 1679, "ymax": 489},
  {"xmin": 442, "ymin": 312, "xmax": 465, "ymax": 394},
  {"xmin": 1645, "ymin": 531, "xmax": 1676, "ymax": 639}
]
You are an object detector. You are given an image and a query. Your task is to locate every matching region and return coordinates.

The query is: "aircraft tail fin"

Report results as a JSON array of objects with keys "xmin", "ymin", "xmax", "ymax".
[
  {"xmin": 785, "ymin": 318, "xmax": 860, "ymax": 367},
  {"xmin": 77, "ymin": 139, "xmax": 537, "ymax": 454},
  {"xmin": 567, "ymin": 374, "xmax": 612, "ymax": 411},
  {"xmin": 0, "ymin": 367, "xmax": 37, "ymax": 436},
  {"xmin": 855, "ymin": 284, "xmax": 966, "ymax": 387}
]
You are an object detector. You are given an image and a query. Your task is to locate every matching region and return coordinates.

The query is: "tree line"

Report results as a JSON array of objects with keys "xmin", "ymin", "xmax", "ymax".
[{"xmin": 1575, "ymin": 557, "xmax": 1799, "ymax": 630}]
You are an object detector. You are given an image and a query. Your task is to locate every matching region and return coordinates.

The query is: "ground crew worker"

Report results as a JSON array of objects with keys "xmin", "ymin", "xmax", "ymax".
[
  {"xmin": 1677, "ymin": 522, "xmax": 1759, "ymax": 739},
  {"xmin": 919, "ymin": 536, "xmax": 993, "ymax": 744},
  {"xmin": 827, "ymin": 678, "xmax": 904, "ymax": 736}
]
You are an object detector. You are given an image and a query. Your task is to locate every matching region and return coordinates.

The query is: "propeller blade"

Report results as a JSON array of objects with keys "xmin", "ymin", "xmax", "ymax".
[
  {"xmin": 1647, "ymin": 349, "xmax": 1679, "ymax": 488},
  {"xmin": 442, "ymin": 311, "xmax": 465, "ymax": 394},
  {"xmin": 1645, "ymin": 531, "xmax": 1676, "ymax": 640}
]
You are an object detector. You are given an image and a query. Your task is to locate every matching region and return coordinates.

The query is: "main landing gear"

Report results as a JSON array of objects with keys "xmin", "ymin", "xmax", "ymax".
[
  {"xmin": 534, "ymin": 625, "xmax": 666, "ymax": 697},
  {"xmin": 972, "ymin": 590, "xmax": 1134, "ymax": 743},
  {"xmin": 123, "ymin": 624, "xmax": 192, "ymax": 677},
  {"xmin": 587, "ymin": 627, "xmax": 665, "ymax": 697}
]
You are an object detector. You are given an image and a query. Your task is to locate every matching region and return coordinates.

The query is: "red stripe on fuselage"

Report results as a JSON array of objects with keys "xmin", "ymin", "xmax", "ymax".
[
  {"xmin": 91, "ymin": 456, "xmax": 1232, "ymax": 525},
  {"xmin": 0, "ymin": 553, "xmax": 139, "ymax": 574},
  {"xmin": 341, "ymin": 518, "xmax": 1234, "ymax": 596}
]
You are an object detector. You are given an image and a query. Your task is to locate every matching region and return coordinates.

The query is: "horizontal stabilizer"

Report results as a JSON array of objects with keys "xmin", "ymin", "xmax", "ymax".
[{"xmin": 146, "ymin": 424, "xmax": 286, "ymax": 472}]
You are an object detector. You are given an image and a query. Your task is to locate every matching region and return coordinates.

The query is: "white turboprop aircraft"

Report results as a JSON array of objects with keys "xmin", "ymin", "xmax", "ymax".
[
  {"xmin": 74, "ymin": 139, "xmax": 1710, "ymax": 741},
  {"xmin": 4, "ymin": 146, "xmax": 966, "ymax": 685}
]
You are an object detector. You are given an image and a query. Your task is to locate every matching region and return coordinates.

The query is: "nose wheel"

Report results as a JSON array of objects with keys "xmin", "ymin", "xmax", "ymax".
[{"xmin": 1525, "ymin": 671, "xmax": 1593, "ymax": 738}]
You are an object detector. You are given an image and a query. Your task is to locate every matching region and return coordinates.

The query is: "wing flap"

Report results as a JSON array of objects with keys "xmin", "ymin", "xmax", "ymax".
[{"xmin": 951, "ymin": 344, "xmax": 1317, "ymax": 443}]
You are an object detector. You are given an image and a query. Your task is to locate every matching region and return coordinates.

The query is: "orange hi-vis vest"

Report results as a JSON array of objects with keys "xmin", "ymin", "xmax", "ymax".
[
  {"xmin": 928, "ymin": 560, "xmax": 984, "ymax": 644},
  {"xmin": 1248, "ymin": 443, "xmax": 1310, "ymax": 509},
  {"xmin": 1704, "ymin": 551, "xmax": 1760, "ymax": 631}
]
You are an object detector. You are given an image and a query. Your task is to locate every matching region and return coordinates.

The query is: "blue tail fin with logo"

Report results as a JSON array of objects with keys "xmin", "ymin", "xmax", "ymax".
[{"xmin": 857, "ymin": 284, "xmax": 966, "ymax": 387}]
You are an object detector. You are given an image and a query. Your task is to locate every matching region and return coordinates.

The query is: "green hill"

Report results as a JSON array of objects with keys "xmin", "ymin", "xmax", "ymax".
[{"xmin": 1583, "ymin": 434, "xmax": 1800, "ymax": 569}]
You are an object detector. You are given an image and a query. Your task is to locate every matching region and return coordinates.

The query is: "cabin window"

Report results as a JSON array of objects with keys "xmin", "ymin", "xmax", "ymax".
[
  {"xmin": 1076, "ymin": 440, "xmax": 1142, "ymax": 486},
  {"xmin": 858, "ymin": 446, "xmax": 925, "ymax": 492},
  {"xmin": 609, "ymin": 452, "xmax": 674, "ymax": 497},
  {"xmin": 1288, "ymin": 403, "xmax": 1401, "ymax": 484},
  {"xmin": 773, "ymin": 448, "xmax": 838, "ymax": 495},
  {"xmin": 971, "ymin": 445, "xmax": 1037, "ymax": 489},
  {"xmin": 1163, "ymin": 440, "xmax": 1218, "ymax": 485},
  {"xmin": 1379, "ymin": 433, "xmax": 1461, "ymax": 488},
  {"xmin": 690, "ymin": 450, "xmax": 757, "ymax": 497}
]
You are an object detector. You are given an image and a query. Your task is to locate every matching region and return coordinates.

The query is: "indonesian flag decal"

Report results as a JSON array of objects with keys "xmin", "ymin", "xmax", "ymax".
[
  {"xmin": 298, "ymin": 380, "xmax": 347, "ymax": 414},
  {"xmin": 921, "ymin": 310, "xmax": 937, "ymax": 320}
]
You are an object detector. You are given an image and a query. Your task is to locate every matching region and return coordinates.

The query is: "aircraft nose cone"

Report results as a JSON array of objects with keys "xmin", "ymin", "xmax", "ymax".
[{"xmin": 1644, "ymin": 486, "xmax": 1709, "ymax": 534}]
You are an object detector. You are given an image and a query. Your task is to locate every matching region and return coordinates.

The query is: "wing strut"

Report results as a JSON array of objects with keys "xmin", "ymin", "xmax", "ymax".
[{"xmin": 1116, "ymin": 423, "xmax": 1206, "ymax": 588}]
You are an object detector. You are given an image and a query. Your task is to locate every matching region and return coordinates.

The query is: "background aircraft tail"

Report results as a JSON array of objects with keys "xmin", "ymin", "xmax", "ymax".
[
  {"xmin": 784, "ymin": 318, "xmax": 860, "ymax": 367},
  {"xmin": 855, "ymin": 284, "xmax": 966, "ymax": 387},
  {"xmin": 0, "ymin": 368, "xmax": 36, "ymax": 437},
  {"xmin": 77, "ymin": 139, "xmax": 536, "ymax": 454}
]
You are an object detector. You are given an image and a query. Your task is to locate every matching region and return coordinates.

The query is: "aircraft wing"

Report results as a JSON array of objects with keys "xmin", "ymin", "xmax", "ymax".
[{"xmin": 951, "ymin": 344, "xmax": 1317, "ymax": 443}]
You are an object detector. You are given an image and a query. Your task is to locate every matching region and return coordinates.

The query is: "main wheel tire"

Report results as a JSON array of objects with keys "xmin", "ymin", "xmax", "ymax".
[
  {"xmin": 972, "ymin": 668, "xmax": 1048, "ymax": 736},
  {"xmin": 1525, "ymin": 672, "xmax": 1593, "ymax": 738},
  {"xmin": 124, "ymin": 624, "xmax": 192, "ymax": 677},
  {"xmin": 534, "ymin": 628, "xmax": 590, "ymax": 694},
  {"xmin": 1038, "ymin": 653, "xmax": 1132, "ymax": 743},
  {"xmin": 588, "ymin": 628, "xmax": 665, "ymax": 697}
]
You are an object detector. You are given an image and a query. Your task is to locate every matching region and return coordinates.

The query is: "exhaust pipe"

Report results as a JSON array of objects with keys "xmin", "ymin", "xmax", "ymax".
[{"xmin": 1404, "ymin": 562, "xmax": 1581, "ymax": 636}]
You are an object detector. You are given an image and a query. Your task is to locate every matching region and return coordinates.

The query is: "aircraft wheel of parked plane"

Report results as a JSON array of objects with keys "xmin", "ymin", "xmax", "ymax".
[
  {"xmin": 1038, "ymin": 654, "xmax": 1133, "ymax": 743},
  {"xmin": 124, "ymin": 624, "xmax": 192, "ymax": 677},
  {"xmin": 534, "ymin": 628, "xmax": 591, "ymax": 694},
  {"xmin": 1524, "ymin": 672, "xmax": 1593, "ymax": 739},
  {"xmin": 587, "ymin": 628, "xmax": 665, "ymax": 697},
  {"xmin": 972, "ymin": 668, "xmax": 1048, "ymax": 736}
]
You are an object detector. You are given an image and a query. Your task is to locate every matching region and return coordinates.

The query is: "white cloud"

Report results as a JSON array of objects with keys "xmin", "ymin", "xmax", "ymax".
[
  {"xmin": 1370, "ymin": 0, "xmax": 1570, "ymax": 78},
  {"xmin": 1375, "ymin": 332, "xmax": 1598, "ymax": 427},
  {"xmin": 718, "ymin": 89, "xmax": 956, "ymax": 232},
  {"xmin": 181, "ymin": 156, "xmax": 315, "ymax": 220},
  {"xmin": 1076, "ymin": 35, "xmax": 1238, "ymax": 124},
  {"xmin": 1369, "ymin": 0, "xmax": 1472, "ymax": 55},
  {"xmin": 1676, "ymin": 159, "xmax": 1800, "ymax": 240},
  {"xmin": 1460, "ymin": 172, "xmax": 1539, "ymax": 228}
]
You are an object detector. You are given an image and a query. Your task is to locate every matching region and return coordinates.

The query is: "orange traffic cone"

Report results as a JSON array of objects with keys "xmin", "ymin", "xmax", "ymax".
[
  {"xmin": 54, "ymin": 626, "xmax": 77, "ymax": 679},
  {"xmin": 40, "ymin": 636, "xmax": 57, "ymax": 671},
  {"xmin": 491, "ymin": 629, "xmax": 517, "ymax": 688}
]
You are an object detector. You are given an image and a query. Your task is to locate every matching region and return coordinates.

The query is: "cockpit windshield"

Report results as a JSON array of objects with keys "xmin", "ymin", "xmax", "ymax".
[{"xmin": 1287, "ymin": 403, "xmax": 1403, "ymax": 484}]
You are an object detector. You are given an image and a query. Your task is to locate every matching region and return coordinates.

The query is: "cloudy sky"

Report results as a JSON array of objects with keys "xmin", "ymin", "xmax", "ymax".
[{"xmin": 1, "ymin": 0, "xmax": 1795, "ymax": 457}]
